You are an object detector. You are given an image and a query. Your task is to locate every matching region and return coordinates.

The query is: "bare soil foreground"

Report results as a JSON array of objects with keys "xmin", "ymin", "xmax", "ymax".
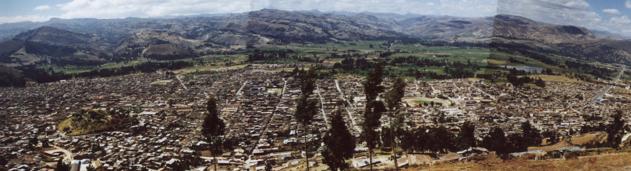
[{"xmin": 410, "ymin": 152, "xmax": 631, "ymax": 171}]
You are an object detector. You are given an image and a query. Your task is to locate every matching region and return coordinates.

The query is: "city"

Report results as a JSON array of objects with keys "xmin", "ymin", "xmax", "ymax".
[{"xmin": 1, "ymin": 0, "xmax": 631, "ymax": 170}]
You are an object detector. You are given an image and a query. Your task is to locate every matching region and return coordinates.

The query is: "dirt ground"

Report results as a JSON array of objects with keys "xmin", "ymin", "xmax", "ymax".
[{"xmin": 408, "ymin": 152, "xmax": 631, "ymax": 171}]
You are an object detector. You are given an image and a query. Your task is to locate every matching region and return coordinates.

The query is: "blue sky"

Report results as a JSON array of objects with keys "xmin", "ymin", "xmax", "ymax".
[
  {"xmin": 591, "ymin": 0, "xmax": 631, "ymax": 16},
  {"xmin": 498, "ymin": 0, "xmax": 631, "ymax": 36},
  {"xmin": 1, "ymin": 0, "xmax": 630, "ymax": 36}
]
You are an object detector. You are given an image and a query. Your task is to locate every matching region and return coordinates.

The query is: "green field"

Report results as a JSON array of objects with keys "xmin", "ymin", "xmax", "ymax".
[{"xmin": 37, "ymin": 40, "xmax": 625, "ymax": 82}]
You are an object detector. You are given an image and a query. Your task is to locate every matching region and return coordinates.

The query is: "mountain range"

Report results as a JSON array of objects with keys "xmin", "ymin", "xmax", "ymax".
[{"xmin": 0, "ymin": 9, "xmax": 630, "ymax": 66}]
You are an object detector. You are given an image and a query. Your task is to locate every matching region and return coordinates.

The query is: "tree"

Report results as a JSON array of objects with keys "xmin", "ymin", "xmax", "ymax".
[
  {"xmin": 384, "ymin": 77, "xmax": 406, "ymax": 171},
  {"xmin": 42, "ymin": 138, "xmax": 50, "ymax": 148},
  {"xmin": 521, "ymin": 122, "xmax": 542, "ymax": 146},
  {"xmin": 534, "ymin": 78, "xmax": 546, "ymax": 88},
  {"xmin": 542, "ymin": 130, "xmax": 559, "ymax": 145},
  {"xmin": 265, "ymin": 160, "xmax": 274, "ymax": 171},
  {"xmin": 322, "ymin": 108, "xmax": 356, "ymax": 171},
  {"xmin": 202, "ymin": 97, "xmax": 226, "ymax": 171},
  {"xmin": 363, "ymin": 101, "xmax": 385, "ymax": 171},
  {"xmin": 300, "ymin": 68, "xmax": 317, "ymax": 97},
  {"xmin": 55, "ymin": 158, "xmax": 70, "ymax": 171},
  {"xmin": 399, "ymin": 127, "xmax": 417, "ymax": 154},
  {"xmin": 362, "ymin": 63, "xmax": 386, "ymax": 171},
  {"xmin": 363, "ymin": 63, "xmax": 385, "ymax": 103},
  {"xmin": 294, "ymin": 68, "xmax": 319, "ymax": 171},
  {"xmin": 86, "ymin": 164, "xmax": 96, "ymax": 171},
  {"xmin": 456, "ymin": 121, "xmax": 476, "ymax": 150},
  {"xmin": 607, "ymin": 111, "xmax": 625, "ymax": 148},
  {"xmin": 169, "ymin": 159, "xmax": 189, "ymax": 171},
  {"xmin": 506, "ymin": 133, "xmax": 528, "ymax": 153},
  {"xmin": 414, "ymin": 127, "xmax": 431, "ymax": 153},
  {"xmin": 482, "ymin": 127, "xmax": 509, "ymax": 158},
  {"xmin": 385, "ymin": 77, "xmax": 406, "ymax": 111},
  {"xmin": 430, "ymin": 126, "xmax": 456, "ymax": 153}
]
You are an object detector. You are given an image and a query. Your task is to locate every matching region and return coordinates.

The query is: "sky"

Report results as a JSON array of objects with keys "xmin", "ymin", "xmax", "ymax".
[
  {"xmin": 0, "ymin": 0, "xmax": 630, "ymax": 36},
  {"xmin": 498, "ymin": 0, "xmax": 631, "ymax": 36}
]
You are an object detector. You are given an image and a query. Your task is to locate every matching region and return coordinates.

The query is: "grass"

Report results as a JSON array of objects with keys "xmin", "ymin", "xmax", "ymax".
[
  {"xmin": 533, "ymin": 74, "xmax": 583, "ymax": 83},
  {"xmin": 36, "ymin": 40, "xmax": 618, "ymax": 83},
  {"xmin": 56, "ymin": 109, "xmax": 134, "ymax": 136},
  {"xmin": 57, "ymin": 116, "xmax": 111, "ymax": 136},
  {"xmin": 174, "ymin": 64, "xmax": 247, "ymax": 74}
]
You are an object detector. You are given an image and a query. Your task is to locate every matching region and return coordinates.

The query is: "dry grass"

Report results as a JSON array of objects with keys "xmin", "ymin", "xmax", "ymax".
[
  {"xmin": 569, "ymin": 132, "xmax": 608, "ymax": 146},
  {"xmin": 533, "ymin": 75, "xmax": 583, "ymax": 83},
  {"xmin": 174, "ymin": 64, "xmax": 247, "ymax": 74},
  {"xmin": 529, "ymin": 132, "xmax": 608, "ymax": 152},
  {"xmin": 410, "ymin": 152, "xmax": 631, "ymax": 171},
  {"xmin": 486, "ymin": 59, "xmax": 508, "ymax": 65}
]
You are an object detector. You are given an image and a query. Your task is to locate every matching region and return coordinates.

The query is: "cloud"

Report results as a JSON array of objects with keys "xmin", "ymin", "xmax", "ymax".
[
  {"xmin": 55, "ymin": 0, "xmax": 258, "ymax": 19},
  {"xmin": 498, "ymin": 0, "xmax": 631, "ymax": 36},
  {"xmin": 603, "ymin": 9, "xmax": 621, "ymax": 16},
  {"xmin": 610, "ymin": 15, "xmax": 631, "ymax": 25},
  {"xmin": 0, "ymin": 15, "xmax": 51, "ymax": 24},
  {"xmin": 627, "ymin": 0, "xmax": 631, "ymax": 9},
  {"xmin": 498, "ymin": 0, "xmax": 601, "ymax": 26},
  {"xmin": 54, "ymin": 0, "xmax": 496, "ymax": 19},
  {"xmin": 34, "ymin": 5, "xmax": 51, "ymax": 11},
  {"xmin": 259, "ymin": 0, "xmax": 497, "ymax": 17}
]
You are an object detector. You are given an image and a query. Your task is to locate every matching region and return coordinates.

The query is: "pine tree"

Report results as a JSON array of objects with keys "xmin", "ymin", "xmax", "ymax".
[
  {"xmin": 363, "ymin": 63, "xmax": 385, "ymax": 103},
  {"xmin": 384, "ymin": 77, "xmax": 406, "ymax": 170},
  {"xmin": 482, "ymin": 127, "xmax": 509, "ymax": 158},
  {"xmin": 399, "ymin": 127, "xmax": 417, "ymax": 154},
  {"xmin": 55, "ymin": 158, "xmax": 70, "ymax": 171},
  {"xmin": 86, "ymin": 164, "xmax": 96, "ymax": 171},
  {"xmin": 202, "ymin": 97, "xmax": 226, "ymax": 171},
  {"xmin": 363, "ymin": 100, "xmax": 385, "ymax": 171},
  {"xmin": 430, "ymin": 126, "xmax": 456, "ymax": 153},
  {"xmin": 385, "ymin": 77, "xmax": 406, "ymax": 111},
  {"xmin": 362, "ymin": 63, "xmax": 385, "ymax": 171},
  {"xmin": 294, "ymin": 68, "xmax": 318, "ymax": 171},
  {"xmin": 607, "ymin": 110, "xmax": 625, "ymax": 148},
  {"xmin": 322, "ymin": 108, "xmax": 356, "ymax": 171},
  {"xmin": 521, "ymin": 121, "xmax": 542, "ymax": 146},
  {"xmin": 456, "ymin": 121, "xmax": 476, "ymax": 150}
]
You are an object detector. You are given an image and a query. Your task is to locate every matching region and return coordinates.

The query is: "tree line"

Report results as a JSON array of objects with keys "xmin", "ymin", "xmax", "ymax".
[{"xmin": 0, "ymin": 61, "xmax": 194, "ymax": 87}]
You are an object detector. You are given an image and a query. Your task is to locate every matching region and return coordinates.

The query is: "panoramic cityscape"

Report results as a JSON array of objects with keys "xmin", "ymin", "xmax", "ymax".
[{"xmin": 1, "ymin": 0, "xmax": 631, "ymax": 170}]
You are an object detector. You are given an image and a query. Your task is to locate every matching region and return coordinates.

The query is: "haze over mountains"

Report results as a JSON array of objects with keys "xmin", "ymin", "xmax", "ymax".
[{"xmin": 0, "ymin": 9, "xmax": 630, "ymax": 66}]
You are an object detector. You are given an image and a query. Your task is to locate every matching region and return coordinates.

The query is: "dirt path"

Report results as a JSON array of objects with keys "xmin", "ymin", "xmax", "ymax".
[
  {"xmin": 46, "ymin": 145, "xmax": 73, "ymax": 161},
  {"xmin": 334, "ymin": 80, "xmax": 361, "ymax": 134}
]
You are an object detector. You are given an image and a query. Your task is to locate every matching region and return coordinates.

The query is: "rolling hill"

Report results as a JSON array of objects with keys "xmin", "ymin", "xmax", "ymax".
[{"xmin": 0, "ymin": 9, "xmax": 629, "ymax": 71}]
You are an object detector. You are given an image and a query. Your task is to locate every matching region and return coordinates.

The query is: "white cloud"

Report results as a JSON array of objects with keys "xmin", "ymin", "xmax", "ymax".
[
  {"xmin": 626, "ymin": 0, "xmax": 631, "ymax": 9},
  {"xmin": 563, "ymin": 0, "xmax": 589, "ymax": 8},
  {"xmin": 54, "ymin": 0, "xmax": 273, "ymax": 19},
  {"xmin": 610, "ymin": 15, "xmax": 631, "ymax": 25},
  {"xmin": 53, "ymin": 0, "xmax": 496, "ymax": 19},
  {"xmin": 0, "ymin": 15, "xmax": 51, "ymax": 24},
  {"xmin": 498, "ymin": 0, "xmax": 601, "ymax": 26},
  {"xmin": 258, "ymin": 0, "xmax": 496, "ymax": 17},
  {"xmin": 34, "ymin": 5, "xmax": 51, "ymax": 11},
  {"xmin": 603, "ymin": 9, "xmax": 621, "ymax": 16},
  {"xmin": 498, "ymin": 0, "xmax": 631, "ymax": 37}
]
